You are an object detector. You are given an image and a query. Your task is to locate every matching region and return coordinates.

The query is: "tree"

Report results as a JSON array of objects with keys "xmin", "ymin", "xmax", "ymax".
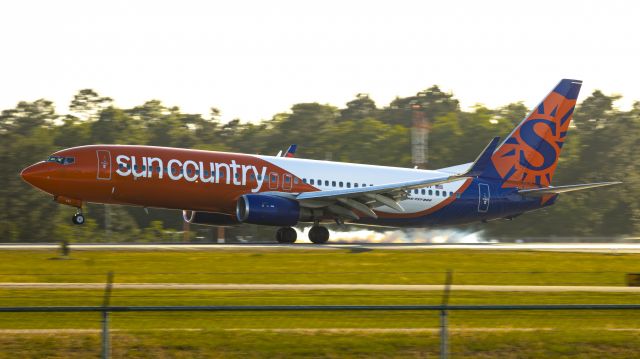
[
  {"xmin": 340, "ymin": 93, "xmax": 379, "ymax": 121},
  {"xmin": 69, "ymin": 89, "xmax": 113, "ymax": 121}
]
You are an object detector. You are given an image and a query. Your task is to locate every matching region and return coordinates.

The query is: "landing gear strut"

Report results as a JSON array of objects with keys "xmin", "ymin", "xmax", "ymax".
[
  {"xmin": 308, "ymin": 225, "xmax": 330, "ymax": 244},
  {"xmin": 276, "ymin": 227, "xmax": 297, "ymax": 243},
  {"xmin": 71, "ymin": 209, "xmax": 85, "ymax": 225}
]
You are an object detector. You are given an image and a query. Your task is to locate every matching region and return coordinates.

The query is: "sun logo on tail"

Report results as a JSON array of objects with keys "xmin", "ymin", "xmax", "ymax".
[{"xmin": 492, "ymin": 91, "xmax": 577, "ymax": 188}]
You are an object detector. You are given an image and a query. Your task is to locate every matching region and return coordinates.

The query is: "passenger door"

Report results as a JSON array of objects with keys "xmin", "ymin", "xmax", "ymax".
[
  {"xmin": 96, "ymin": 150, "xmax": 112, "ymax": 180},
  {"xmin": 478, "ymin": 183, "xmax": 490, "ymax": 213},
  {"xmin": 282, "ymin": 174, "xmax": 292, "ymax": 191}
]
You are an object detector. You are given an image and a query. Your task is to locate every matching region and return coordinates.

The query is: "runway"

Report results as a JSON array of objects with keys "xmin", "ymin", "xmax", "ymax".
[
  {"xmin": 2, "ymin": 283, "xmax": 639, "ymax": 292},
  {"xmin": 2, "ymin": 242, "xmax": 640, "ymax": 252}
]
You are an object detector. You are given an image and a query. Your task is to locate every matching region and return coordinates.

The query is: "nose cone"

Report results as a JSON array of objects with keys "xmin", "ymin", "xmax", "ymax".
[{"xmin": 20, "ymin": 162, "xmax": 52, "ymax": 189}]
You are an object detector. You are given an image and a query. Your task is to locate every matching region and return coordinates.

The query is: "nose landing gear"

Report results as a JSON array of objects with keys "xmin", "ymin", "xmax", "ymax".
[{"xmin": 72, "ymin": 209, "xmax": 85, "ymax": 225}]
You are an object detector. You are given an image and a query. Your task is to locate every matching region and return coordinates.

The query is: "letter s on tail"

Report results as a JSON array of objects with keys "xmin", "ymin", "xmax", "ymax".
[{"xmin": 489, "ymin": 79, "xmax": 582, "ymax": 188}]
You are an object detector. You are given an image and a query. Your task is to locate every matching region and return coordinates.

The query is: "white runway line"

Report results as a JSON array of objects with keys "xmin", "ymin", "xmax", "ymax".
[
  {"xmin": 1, "ymin": 283, "xmax": 640, "ymax": 292},
  {"xmin": 2, "ymin": 243, "xmax": 640, "ymax": 252}
]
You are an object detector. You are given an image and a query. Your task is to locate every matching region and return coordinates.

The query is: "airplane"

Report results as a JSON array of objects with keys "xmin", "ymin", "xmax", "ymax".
[{"xmin": 20, "ymin": 79, "xmax": 619, "ymax": 244}]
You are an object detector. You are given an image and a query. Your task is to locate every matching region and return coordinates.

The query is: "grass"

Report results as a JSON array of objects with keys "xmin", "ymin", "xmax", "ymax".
[
  {"xmin": 1, "ymin": 247, "xmax": 640, "ymax": 357},
  {"xmin": 0, "ymin": 248, "xmax": 638, "ymax": 285},
  {"xmin": 2, "ymin": 330, "xmax": 640, "ymax": 358}
]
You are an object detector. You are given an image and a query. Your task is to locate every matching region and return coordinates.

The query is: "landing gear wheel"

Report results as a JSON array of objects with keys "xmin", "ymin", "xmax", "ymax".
[
  {"xmin": 276, "ymin": 227, "xmax": 297, "ymax": 244},
  {"xmin": 308, "ymin": 225, "xmax": 330, "ymax": 244},
  {"xmin": 72, "ymin": 213, "xmax": 85, "ymax": 225}
]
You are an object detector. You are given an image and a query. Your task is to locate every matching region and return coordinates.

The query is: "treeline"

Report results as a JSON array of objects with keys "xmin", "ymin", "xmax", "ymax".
[{"xmin": 0, "ymin": 87, "xmax": 637, "ymax": 242}]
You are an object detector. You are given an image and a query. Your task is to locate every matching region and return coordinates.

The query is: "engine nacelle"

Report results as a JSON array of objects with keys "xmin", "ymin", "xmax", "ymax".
[
  {"xmin": 236, "ymin": 194, "xmax": 301, "ymax": 227},
  {"xmin": 183, "ymin": 210, "xmax": 239, "ymax": 226}
]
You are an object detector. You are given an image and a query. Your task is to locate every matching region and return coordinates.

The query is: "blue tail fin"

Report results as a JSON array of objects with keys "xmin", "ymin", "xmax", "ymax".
[{"xmin": 284, "ymin": 144, "xmax": 297, "ymax": 158}]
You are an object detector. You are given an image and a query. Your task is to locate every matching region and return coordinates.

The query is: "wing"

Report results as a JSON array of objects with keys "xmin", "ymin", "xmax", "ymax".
[{"xmin": 284, "ymin": 137, "xmax": 501, "ymax": 220}]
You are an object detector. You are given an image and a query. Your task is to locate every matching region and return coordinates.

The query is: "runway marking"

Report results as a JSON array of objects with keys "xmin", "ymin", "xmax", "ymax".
[
  {"xmin": 1, "ymin": 283, "xmax": 639, "ymax": 292},
  {"xmin": 2, "ymin": 243, "xmax": 640, "ymax": 253}
]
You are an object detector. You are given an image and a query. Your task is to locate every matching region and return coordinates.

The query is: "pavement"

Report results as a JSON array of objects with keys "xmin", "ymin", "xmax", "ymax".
[
  {"xmin": 1, "ymin": 283, "xmax": 639, "ymax": 292},
  {"xmin": 2, "ymin": 242, "xmax": 640, "ymax": 252}
]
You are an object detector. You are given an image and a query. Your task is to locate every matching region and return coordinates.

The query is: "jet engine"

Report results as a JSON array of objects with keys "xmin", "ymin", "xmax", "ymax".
[{"xmin": 236, "ymin": 194, "xmax": 312, "ymax": 226}]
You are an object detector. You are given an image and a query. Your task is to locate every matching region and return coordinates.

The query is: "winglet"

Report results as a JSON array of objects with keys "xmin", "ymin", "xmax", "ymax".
[
  {"xmin": 284, "ymin": 144, "xmax": 297, "ymax": 158},
  {"xmin": 460, "ymin": 137, "xmax": 501, "ymax": 178}
]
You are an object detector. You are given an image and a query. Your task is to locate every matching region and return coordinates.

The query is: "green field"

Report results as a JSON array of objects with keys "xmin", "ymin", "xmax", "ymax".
[
  {"xmin": 1, "ymin": 248, "xmax": 640, "ymax": 358},
  {"xmin": 0, "ymin": 248, "xmax": 637, "ymax": 285}
]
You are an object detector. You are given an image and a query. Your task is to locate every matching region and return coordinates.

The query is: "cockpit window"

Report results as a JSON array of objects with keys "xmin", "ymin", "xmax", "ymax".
[{"xmin": 47, "ymin": 156, "xmax": 75, "ymax": 165}]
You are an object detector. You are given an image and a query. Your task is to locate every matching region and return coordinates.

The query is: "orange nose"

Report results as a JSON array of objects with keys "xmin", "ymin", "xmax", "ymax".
[
  {"xmin": 20, "ymin": 165, "xmax": 36, "ymax": 184},
  {"xmin": 20, "ymin": 162, "xmax": 51, "ymax": 188}
]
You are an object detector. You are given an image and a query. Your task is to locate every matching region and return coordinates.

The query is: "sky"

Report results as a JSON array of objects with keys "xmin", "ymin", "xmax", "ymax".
[{"xmin": 1, "ymin": 0, "xmax": 638, "ymax": 122}]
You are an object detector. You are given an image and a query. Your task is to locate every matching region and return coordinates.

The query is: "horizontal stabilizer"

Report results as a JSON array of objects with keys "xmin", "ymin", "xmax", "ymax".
[{"xmin": 518, "ymin": 182, "xmax": 621, "ymax": 196}]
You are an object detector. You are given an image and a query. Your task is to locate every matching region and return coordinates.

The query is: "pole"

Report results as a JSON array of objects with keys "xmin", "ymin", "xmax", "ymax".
[
  {"xmin": 102, "ymin": 311, "xmax": 110, "ymax": 359},
  {"xmin": 217, "ymin": 226, "xmax": 225, "ymax": 244},
  {"xmin": 102, "ymin": 271, "xmax": 114, "ymax": 359},
  {"xmin": 440, "ymin": 270, "xmax": 453, "ymax": 359}
]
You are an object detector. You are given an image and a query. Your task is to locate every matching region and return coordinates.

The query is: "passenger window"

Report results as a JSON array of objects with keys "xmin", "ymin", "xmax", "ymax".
[
  {"xmin": 317, "ymin": 179, "xmax": 321, "ymax": 185},
  {"xmin": 285, "ymin": 176, "xmax": 291, "ymax": 183},
  {"xmin": 294, "ymin": 178, "xmax": 299, "ymax": 184},
  {"xmin": 354, "ymin": 183, "xmax": 359, "ymax": 188},
  {"xmin": 250, "ymin": 174, "xmax": 255, "ymax": 181},
  {"xmin": 325, "ymin": 180, "xmax": 329, "ymax": 186},
  {"xmin": 310, "ymin": 179, "xmax": 315, "ymax": 185},
  {"xmin": 64, "ymin": 157, "xmax": 75, "ymax": 165},
  {"xmin": 414, "ymin": 189, "xmax": 418, "ymax": 194},
  {"xmin": 362, "ymin": 183, "xmax": 366, "ymax": 187},
  {"xmin": 303, "ymin": 178, "xmax": 307, "ymax": 183},
  {"xmin": 271, "ymin": 174, "xmax": 277, "ymax": 182},
  {"xmin": 449, "ymin": 191, "xmax": 453, "ymax": 197},
  {"xmin": 435, "ymin": 190, "xmax": 440, "ymax": 196},
  {"xmin": 429, "ymin": 190, "xmax": 433, "ymax": 195},
  {"xmin": 332, "ymin": 181, "xmax": 336, "ymax": 187},
  {"xmin": 421, "ymin": 189, "xmax": 426, "ymax": 195},
  {"xmin": 339, "ymin": 182, "xmax": 343, "ymax": 188},
  {"xmin": 443, "ymin": 191, "xmax": 447, "ymax": 197},
  {"xmin": 347, "ymin": 182, "xmax": 351, "ymax": 188}
]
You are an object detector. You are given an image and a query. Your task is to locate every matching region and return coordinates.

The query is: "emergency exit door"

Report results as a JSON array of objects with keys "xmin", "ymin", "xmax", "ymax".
[{"xmin": 96, "ymin": 150, "xmax": 112, "ymax": 180}]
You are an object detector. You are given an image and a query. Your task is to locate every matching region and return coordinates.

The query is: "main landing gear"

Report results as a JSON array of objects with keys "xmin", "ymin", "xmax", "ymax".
[
  {"xmin": 275, "ymin": 225, "xmax": 331, "ymax": 244},
  {"xmin": 276, "ymin": 227, "xmax": 297, "ymax": 243},
  {"xmin": 308, "ymin": 225, "xmax": 329, "ymax": 244},
  {"xmin": 71, "ymin": 209, "xmax": 85, "ymax": 225}
]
